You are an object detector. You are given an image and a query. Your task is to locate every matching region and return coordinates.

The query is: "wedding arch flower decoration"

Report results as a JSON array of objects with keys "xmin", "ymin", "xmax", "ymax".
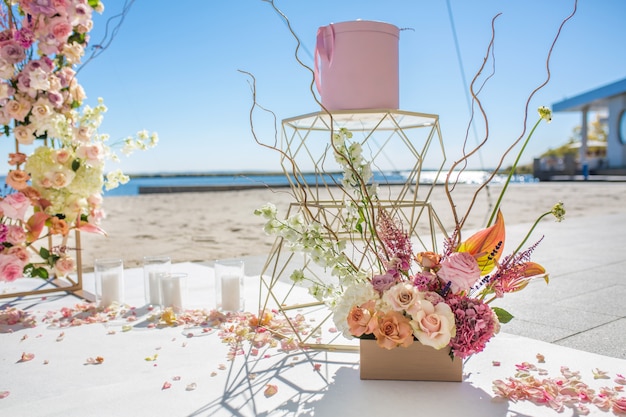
[{"xmin": 0, "ymin": 0, "xmax": 157, "ymax": 283}]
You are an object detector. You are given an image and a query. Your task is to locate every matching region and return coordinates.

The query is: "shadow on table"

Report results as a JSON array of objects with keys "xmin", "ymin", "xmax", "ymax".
[{"xmin": 186, "ymin": 345, "xmax": 518, "ymax": 417}]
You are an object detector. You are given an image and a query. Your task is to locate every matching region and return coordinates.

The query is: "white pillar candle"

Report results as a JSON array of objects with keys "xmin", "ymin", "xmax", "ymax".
[
  {"xmin": 221, "ymin": 274, "xmax": 241, "ymax": 312},
  {"xmin": 148, "ymin": 272, "xmax": 162, "ymax": 305},
  {"xmin": 160, "ymin": 274, "xmax": 186, "ymax": 312},
  {"xmin": 100, "ymin": 272, "xmax": 122, "ymax": 307}
]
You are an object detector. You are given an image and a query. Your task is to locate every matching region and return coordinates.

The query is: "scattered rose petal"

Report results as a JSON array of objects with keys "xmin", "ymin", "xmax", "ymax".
[
  {"xmin": 249, "ymin": 373, "xmax": 257, "ymax": 380},
  {"xmin": 172, "ymin": 376, "xmax": 181, "ymax": 381},
  {"xmin": 145, "ymin": 354, "xmax": 158, "ymax": 362},
  {"xmin": 218, "ymin": 364, "xmax": 226, "ymax": 370},
  {"xmin": 20, "ymin": 335, "xmax": 28, "ymax": 341},
  {"xmin": 492, "ymin": 361, "xmax": 501, "ymax": 367},
  {"xmin": 0, "ymin": 391, "xmax": 9, "ymax": 399},
  {"xmin": 186, "ymin": 383, "xmax": 197, "ymax": 391},
  {"xmin": 19, "ymin": 352, "xmax": 34, "ymax": 362},
  {"xmin": 56, "ymin": 332, "xmax": 65, "ymax": 342},
  {"xmin": 536, "ymin": 353, "xmax": 545, "ymax": 363},
  {"xmin": 616, "ymin": 374, "xmax": 626, "ymax": 385},
  {"xmin": 162, "ymin": 382, "xmax": 171, "ymax": 390},
  {"xmin": 85, "ymin": 356, "xmax": 104, "ymax": 365},
  {"xmin": 313, "ymin": 363, "xmax": 322, "ymax": 371},
  {"xmin": 328, "ymin": 327, "xmax": 338, "ymax": 333},
  {"xmin": 121, "ymin": 325, "xmax": 132, "ymax": 332},
  {"xmin": 592, "ymin": 368, "xmax": 610, "ymax": 379},
  {"xmin": 210, "ymin": 372, "xmax": 217, "ymax": 377},
  {"xmin": 43, "ymin": 359, "xmax": 49, "ymax": 365},
  {"xmin": 107, "ymin": 330, "xmax": 116, "ymax": 335},
  {"xmin": 264, "ymin": 384, "xmax": 278, "ymax": 397}
]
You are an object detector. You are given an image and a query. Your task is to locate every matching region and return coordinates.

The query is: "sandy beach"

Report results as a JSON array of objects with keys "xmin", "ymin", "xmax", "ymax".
[{"xmin": 79, "ymin": 181, "xmax": 626, "ymax": 270}]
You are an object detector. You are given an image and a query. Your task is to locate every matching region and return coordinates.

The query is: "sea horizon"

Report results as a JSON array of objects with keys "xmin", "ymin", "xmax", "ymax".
[{"xmin": 0, "ymin": 169, "xmax": 537, "ymax": 198}]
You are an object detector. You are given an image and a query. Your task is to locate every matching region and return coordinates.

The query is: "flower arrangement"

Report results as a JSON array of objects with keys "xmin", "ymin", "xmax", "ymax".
[
  {"xmin": 0, "ymin": 0, "xmax": 157, "ymax": 283},
  {"xmin": 257, "ymin": 108, "xmax": 565, "ymax": 359}
]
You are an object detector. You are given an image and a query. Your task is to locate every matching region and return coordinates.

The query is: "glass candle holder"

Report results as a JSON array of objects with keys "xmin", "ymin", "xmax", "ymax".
[
  {"xmin": 214, "ymin": 259, "xmax": 245, "ymax": 312},
  {"xmin": 160, "ymin": 272, "xmax": 187, "ymax": 313},
  {"xmin": 143, "ymin": 256, "xmax": 171, "ymax": 306},
  {"xmin": 94, "ymin": 258, "xmax": 124, "ymax": 308}
]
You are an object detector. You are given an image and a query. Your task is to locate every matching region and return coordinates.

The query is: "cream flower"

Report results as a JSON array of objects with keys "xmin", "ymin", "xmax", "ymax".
[{"xmin": 411, "ymin": 299, "xmax": 456, "ymax": 350}]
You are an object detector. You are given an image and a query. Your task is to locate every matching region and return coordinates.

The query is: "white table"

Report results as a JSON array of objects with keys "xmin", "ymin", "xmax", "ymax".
[{"xmin": 1, "ymin": 263, "xmax": 624, "ymax": 416}]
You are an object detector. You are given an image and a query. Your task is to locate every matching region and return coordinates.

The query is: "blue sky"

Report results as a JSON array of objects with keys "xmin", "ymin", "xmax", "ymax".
[{"xmin": 4, "ymin": 0, "xmax": 626, "ymax": 175}]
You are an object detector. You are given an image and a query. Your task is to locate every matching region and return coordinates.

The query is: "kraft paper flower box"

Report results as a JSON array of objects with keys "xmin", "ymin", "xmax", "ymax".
[{"xmin": 359, "ymin": 339, "xmax": 463, "ymax": 382}]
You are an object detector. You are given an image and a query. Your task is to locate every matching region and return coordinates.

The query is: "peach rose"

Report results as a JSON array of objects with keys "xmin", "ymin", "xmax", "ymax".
[
  {"xmin": 49, "ymin": 217, "xmax": 69, "ymax": 236},
  {"xmin": 347, "ymin": 300, "xmax": 377, "ymax": 337},
  {"xmin": 438, "ymin": 252, "xmax": 481, "ymax": 294},
  {"xmin": 6, "ymin": 169, "xmax": 30, "ymax": 190},
  {"xmin": 374, "ymin": 310, "xmax": 414, "ymax": 349},
  {"xmin": 411, "ymin": 299, "xmax": 456, "ymax": 350},
  {"xmin": 8, "ymin": 152, "xmax": 27, "ymax": 166},
  {"xmin": 416, "ymin": 251, "xmax": 441, "ymax": 269}
]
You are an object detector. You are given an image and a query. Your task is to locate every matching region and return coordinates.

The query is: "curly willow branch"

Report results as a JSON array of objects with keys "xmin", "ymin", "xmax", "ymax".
[{"xmin": 445, "ymin": 1, "xmax": 578, "ymax": 245}]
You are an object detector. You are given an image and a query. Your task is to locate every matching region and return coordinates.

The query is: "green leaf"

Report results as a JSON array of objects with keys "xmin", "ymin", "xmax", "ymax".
[
  {"xmin": 88, "ymin": 0, "xmax": 100, "ymax": 7},
  {"xmin": 39, "ymin": 247, "xmax": 51, "ymax": 260},
  {"xmin": 32, "ymin": 267, "xmax": 50, "ymax": 279},
  {"xmin": 492, "ymin": 307, "xmax": 514, "ymax": 324},
  {"xmin": 72, "ymin": 159, "xmax": 80, "ymax": 171}
]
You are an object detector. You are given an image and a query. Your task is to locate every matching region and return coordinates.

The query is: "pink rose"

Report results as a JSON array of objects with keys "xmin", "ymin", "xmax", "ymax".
[
  {"xmin": 412, "ymin": 299, "xmax": 456, "ymax": 350},
  {"xmin": 0, "ymin": 40, "xmax": 26, "ymax": 64},
  {"xmin": 54, "ymin": 256, "xmax": 76, "ymax": 277},
  {"xmin": 5, "ymin": 225, "xmax": 26, "ymax": 245},
  {"xmin": 374, "ymin": 310, "xmax": 414, "ymax": 349},
  {"xmin": 76, "ymin": 143, "xmax": 103, "ymax": 163},
  {"xmin": 0, "ymin": 193, "xmax": 31, "ymax": 221},
  {"xmin": 438, "ymin": 252, "xmax": 481, "ymax": 294},
  {"xmin": 0, "ymin": 253, "xmax": 25, "ymax": 283},
  {"xmin": 6, "ymin": 246, "xmax": 30, "ymax": 263}
]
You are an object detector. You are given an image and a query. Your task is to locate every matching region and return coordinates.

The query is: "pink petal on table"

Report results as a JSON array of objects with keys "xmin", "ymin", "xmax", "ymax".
[
  {"xmin": 162, "ymin": 382, "xmax": 172, "ymax": 390},
  {"xmin": 264, "ymin": 384, "xmax": 278, "ymax": 397},
  {"xmin": 186, "ymin": 383, "xmax": 197, "ymax": 391},
  {"xmin": 492, "ymin": 361, "xmax": 501, "ymax": 367},
  {"xmin": 19, "ymin": 352, "xmax": 34, "ymax": 362},
  {"xmin": 0, "ymin": 391, "xmax": 9, "ymax": 399},
  {"xmin": 172, "ymin": 376, "xmax": 181, "ymax": 381}
]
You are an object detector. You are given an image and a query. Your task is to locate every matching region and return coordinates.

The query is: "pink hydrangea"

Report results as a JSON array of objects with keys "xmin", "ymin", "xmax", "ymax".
[{"xmin": 447, "ymin": 295, "xmax": 498, "ymax": 359}]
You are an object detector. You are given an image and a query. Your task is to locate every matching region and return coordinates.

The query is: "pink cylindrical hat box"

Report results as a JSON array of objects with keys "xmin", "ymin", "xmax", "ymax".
[{"xmin": 315, "ymin": 20, "xmax": 400, "ymax": 111}]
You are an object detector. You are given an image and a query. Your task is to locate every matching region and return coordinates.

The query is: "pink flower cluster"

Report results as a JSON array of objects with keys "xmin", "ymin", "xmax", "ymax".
[
  {"xmin": 447, "ymin": 295, "xmax": 499, "ymax": 359},
  {"xmin": 0, "ymin": 1, "xmax": 105, "ymax": 283},
  {"xmin": 341, "ymin": 209, "xmax": 547, "ymax": 359}
]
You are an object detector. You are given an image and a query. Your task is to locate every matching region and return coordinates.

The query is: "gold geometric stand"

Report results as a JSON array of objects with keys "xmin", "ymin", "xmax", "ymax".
[{"xmin": 258, "ymin": 109, "xmax": 448, "ymax": 350}]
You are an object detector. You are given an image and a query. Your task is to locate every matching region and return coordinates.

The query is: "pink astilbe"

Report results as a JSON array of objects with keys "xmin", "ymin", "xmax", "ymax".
[
  {"xmin": 376, "ymin": 209, "xmax": 412, "ymax": 275},
  {"xmin": 447, "ymin": 295, "xmax": 499, "ymax": 359}
]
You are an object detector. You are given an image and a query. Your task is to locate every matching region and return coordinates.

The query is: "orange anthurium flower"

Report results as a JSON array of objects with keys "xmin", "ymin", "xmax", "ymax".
[
  {"xmin": 26, "ymin": 212, "xmax": 50, "ymax": 242},
  {"xmin": 522, "ymin": 262, "xmax": 548, "ymax": 283},
  {"xmin": 457, "ymin": 210, "xmax": 506, "ymax": 275}
]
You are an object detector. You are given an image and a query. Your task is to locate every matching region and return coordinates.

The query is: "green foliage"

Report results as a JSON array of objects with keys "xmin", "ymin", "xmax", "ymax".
[{"xmin": 492, "ymin": 307, "xmax": 514, "ymax": 324}]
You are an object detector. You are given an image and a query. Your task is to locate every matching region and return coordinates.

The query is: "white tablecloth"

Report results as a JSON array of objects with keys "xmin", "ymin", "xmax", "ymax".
[{"xmin": 1, "ymin": 263, "xmax": 624, "ymax": 416}]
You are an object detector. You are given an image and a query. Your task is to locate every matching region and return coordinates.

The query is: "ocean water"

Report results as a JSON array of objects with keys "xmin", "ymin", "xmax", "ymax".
[{"xmin": 0, "ymin": 170, "xmax": 537, "ymax": 197}]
